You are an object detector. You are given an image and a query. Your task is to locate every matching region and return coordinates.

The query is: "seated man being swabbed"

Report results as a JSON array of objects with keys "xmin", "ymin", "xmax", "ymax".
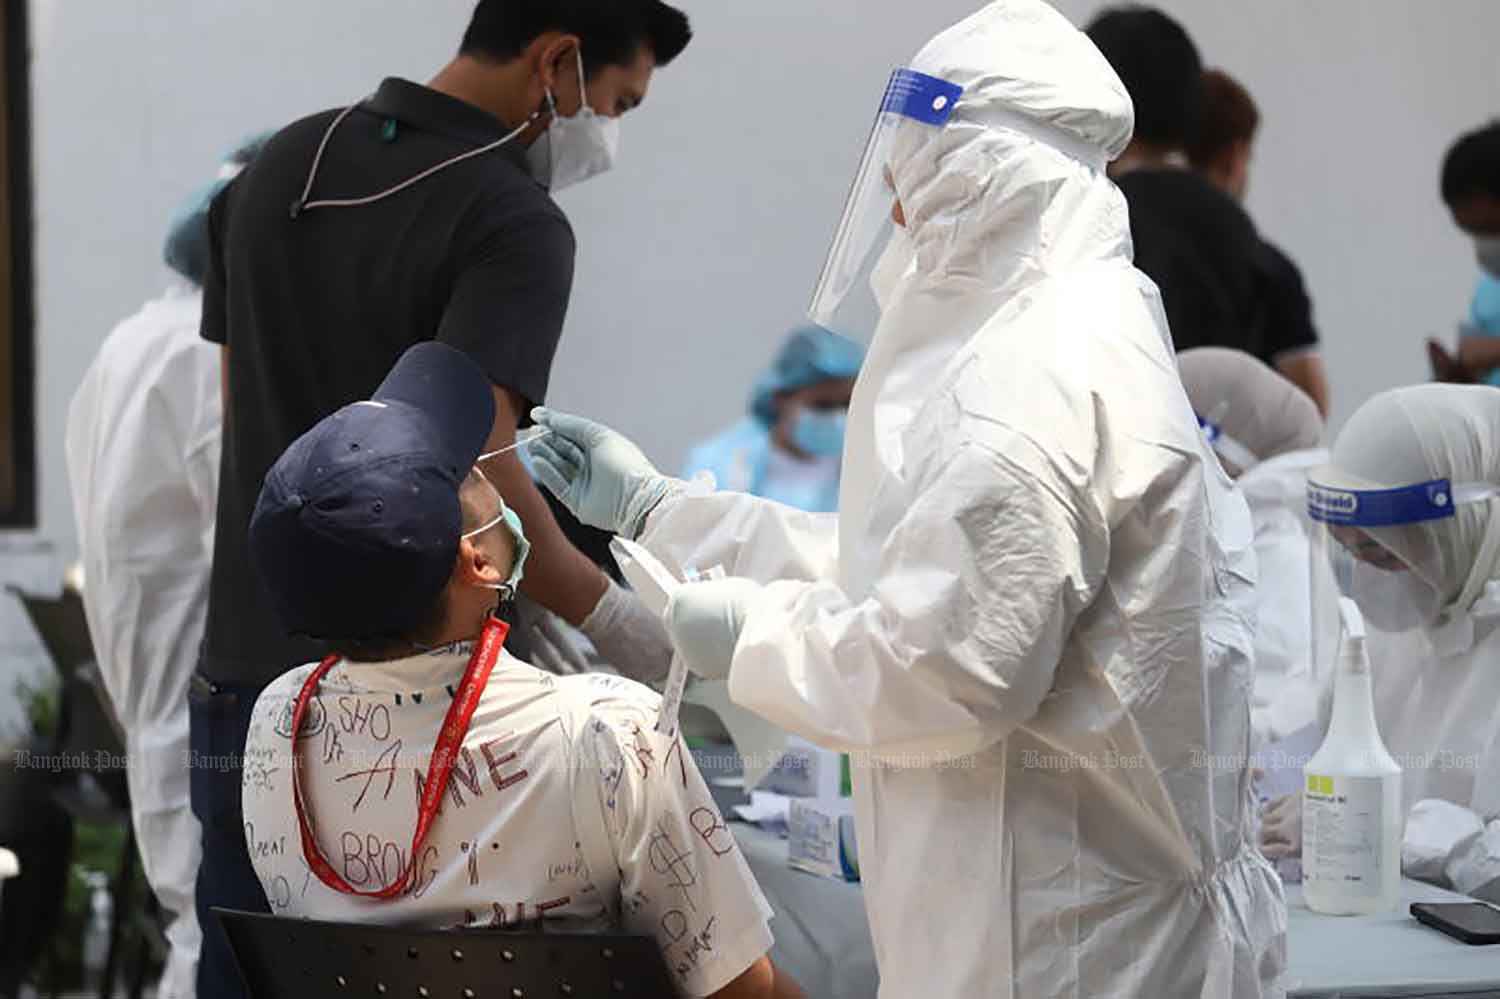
[{"xmin": 240, "ymin": 342, "xmax": 801, "ymax": 999}]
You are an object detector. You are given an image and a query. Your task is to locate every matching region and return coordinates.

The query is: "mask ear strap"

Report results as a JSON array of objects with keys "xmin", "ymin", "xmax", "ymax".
[
  {"xmin": 538, "ymin": 44, "xmax": 583, "ymax": 116},
  {"xmin": 461, "ymin": 511, "xmax": 506, "ymax": 540},
  {"xmin": 492, "ymin": 583, "xmax": 517, "ymax": 614}
]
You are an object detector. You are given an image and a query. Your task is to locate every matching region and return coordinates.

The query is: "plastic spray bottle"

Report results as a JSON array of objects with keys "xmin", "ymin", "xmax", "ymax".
[{"xmin": 1302, "ymin": 598, "xmax": 1403, "ymax": 915}]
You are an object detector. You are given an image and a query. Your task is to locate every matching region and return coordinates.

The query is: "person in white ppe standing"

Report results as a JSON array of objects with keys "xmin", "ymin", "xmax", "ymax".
[
  {"xmin": 529, "ymin": 2, "xmax": 1287, "ymax": 995},
  {"xmin": 1179, "ymin": 347, "xmax": 1326, "ymax": 746},
  {"xmin": 64, "ymin": 134, "xmax": 265, "ymax": 999},
  {"xmin": 1259, "ymin": 385, "xmax": 1500, "ymax": 903}
]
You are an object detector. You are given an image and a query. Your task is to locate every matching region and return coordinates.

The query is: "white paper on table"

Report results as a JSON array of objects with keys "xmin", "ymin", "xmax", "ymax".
[
  {"xmin": 733, "ymin": 790, "xmax": 793, "ymax": 834},
  {"xmin": 788, "ymin": 796, "xmax": 860, "ymax": 881}
]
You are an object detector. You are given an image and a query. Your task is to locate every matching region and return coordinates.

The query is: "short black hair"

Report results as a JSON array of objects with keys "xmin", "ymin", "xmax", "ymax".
[
  {"xmin": 460, "ymin": 0, "xmax": 692, "ymax": 76},
  {"xmin": 1086, "ymin": 5, "xmax": 1204, "ymax": 148},
  {"xmin": 1187, "ymin": 69, "xmax": 1260, "ymax": 168},
  {"xmin": 328, "ymin": 589, "xmax": 449, "ymax": 664},
  {"xmin": 1442, "ymin": 121, "xmax": 1500, "ymax": 206}
]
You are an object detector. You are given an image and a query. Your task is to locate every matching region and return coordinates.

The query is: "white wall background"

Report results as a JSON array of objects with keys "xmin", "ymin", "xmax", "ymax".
[{"xmin": 4, "ymin": 0, "xmax": 1499, "ymax": 722}]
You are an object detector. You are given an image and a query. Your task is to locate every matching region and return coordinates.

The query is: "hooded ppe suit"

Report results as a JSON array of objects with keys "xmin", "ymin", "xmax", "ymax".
[
  {"xmin": 65, "ymin": 286, "xmax": 217, "ymax": 998},
  {"xmin": 1315, "ymin": 387, "xmax": 1500, "ymax": 902},
  {"xmin": 545, "ymin": 3, "xmax": 1289, "ymax": 994},
  {"xmin": 61, "ymin": 136, "xmax": 264, "ymax": 998},
  {"xmin": 1179, "ymin": 347, "xmax": 1323, "ymax": 478},
  {"xmin": 1179, "ymin": 347, "xmax": 1327, "ymax": 745}
]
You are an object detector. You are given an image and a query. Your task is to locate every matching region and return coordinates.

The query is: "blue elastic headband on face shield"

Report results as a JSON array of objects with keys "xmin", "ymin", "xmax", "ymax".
[
  {"xmin": 881, "ymin": 69, "xmax": 964, "ymax": 125},
  {"xmin": 1307, "ymin": 478, "xmax": 1463, "ymax": 528}
]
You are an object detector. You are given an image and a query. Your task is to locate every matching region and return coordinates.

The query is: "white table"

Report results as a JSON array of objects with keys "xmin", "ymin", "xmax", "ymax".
[
  {"xmin": 1286, "ymin": 881, "xmax": 1500, "ymax": 998},
  {"xmin": 735, "ymin": 824, "xmax": 1500, "ymax": 998}
]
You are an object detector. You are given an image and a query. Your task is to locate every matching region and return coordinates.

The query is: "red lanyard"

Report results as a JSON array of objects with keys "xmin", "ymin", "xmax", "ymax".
[{"xmin": 291, "ymin": 616, "xmax": 510, "ymax": 899}]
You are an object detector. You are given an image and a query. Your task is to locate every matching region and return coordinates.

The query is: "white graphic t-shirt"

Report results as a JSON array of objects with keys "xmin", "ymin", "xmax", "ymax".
[{"xmin": 241, "ymin": 645, "xmax": 773, "ymax": 997}]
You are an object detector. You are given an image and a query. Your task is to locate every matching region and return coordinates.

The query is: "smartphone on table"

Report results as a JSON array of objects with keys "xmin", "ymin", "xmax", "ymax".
[{"xmin": 1411, "ymin": 901, "xmax": 1500, "ymax": 945}]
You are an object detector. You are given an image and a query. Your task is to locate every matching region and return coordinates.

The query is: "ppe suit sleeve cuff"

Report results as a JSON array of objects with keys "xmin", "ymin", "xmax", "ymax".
[
  {"xmin": 1403, "ymin": 798, "xmax": 1485, "ymax": 884},
  {"xmin": 633, "ymin": 476, "xmax": 706, "ymax": 540},
  {"xmin": 1445, "ymin": 818, "xmax": 1500, "ymax": 899}
]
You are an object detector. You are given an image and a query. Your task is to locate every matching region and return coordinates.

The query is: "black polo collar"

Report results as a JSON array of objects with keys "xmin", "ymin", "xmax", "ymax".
[{"xmin": 364, "ymin": 77, "xmax": 533, "ymax": 167}]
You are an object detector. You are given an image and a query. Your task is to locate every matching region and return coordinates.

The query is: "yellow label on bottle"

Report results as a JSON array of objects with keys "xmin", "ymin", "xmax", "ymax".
[{"xmin": 1306, "ymin": 773, "xmax": 1335, "ymax": 795}]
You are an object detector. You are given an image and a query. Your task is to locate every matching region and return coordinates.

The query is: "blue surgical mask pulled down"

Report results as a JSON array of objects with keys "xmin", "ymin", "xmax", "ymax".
[
  {"xmin": 790, "ymin": 408, "xmax": 848, "ymax": 458},
  {"xmin": 462, "ymin": 469, "xmax": 531, "ymax": 597}
]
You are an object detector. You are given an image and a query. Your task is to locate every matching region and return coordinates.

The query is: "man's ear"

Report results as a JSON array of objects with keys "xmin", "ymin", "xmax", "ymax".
[
  {"xmin": 468, "ymin": 531, "xmax": 518, "ymax": 588},
  {"xmin": 455, "ymin": 537, "xmax": 504, "ymax": 588},
  {"xmin": 525, "ymin": 31, "xmax": 581, "ymax": 93}
]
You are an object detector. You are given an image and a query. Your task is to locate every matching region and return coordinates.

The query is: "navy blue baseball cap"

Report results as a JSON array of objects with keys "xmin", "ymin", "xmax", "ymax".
[{"xmin": 250, "ymin": 342, "xmax": 496, "ymax": 641}]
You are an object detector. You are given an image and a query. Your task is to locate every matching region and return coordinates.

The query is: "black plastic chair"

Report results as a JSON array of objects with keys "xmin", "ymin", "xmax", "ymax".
[
  {"xmin": 214, "ymin": 908, "xmax": 680, "ymax": 999},
  {"xmin": 8, "ymin": 585, "xmax": 164, "ymax": 998}
]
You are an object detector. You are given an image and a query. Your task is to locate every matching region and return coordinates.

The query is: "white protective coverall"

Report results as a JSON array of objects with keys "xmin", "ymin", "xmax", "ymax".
[
  {"xmin": 65, "ymin": 286, "xmax": 217, "ymax": 998},
  {"xmin": 1324, "ymin": 387, "xmax": 1500, "ymax": 901},
  {"xmin": 638, "ymin": 3, "xmax": 1288, "ymax": 995},
  {"xmin": 1239, "ymin": 449, "xmax": 1329, "ymax": 746},
  {"xmin": 1178, "ymin": 347, "xmax": 1327, "ymax": 745}
]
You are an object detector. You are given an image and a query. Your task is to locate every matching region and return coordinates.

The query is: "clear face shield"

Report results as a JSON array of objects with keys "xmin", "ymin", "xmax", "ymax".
[
  {"xmin": 807, "ymin": 69, "xmax": 963, "ymax": 341},
  {"xmin": 1307, "ymin": 471, "xmax": 1498, "ymax": 681}
]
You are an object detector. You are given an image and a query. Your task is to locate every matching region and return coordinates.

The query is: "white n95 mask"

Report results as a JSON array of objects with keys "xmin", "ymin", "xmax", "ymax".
[
  {"xmin": 1476, "ymin": 236, "xmax": 1500, "ymax": 280},
  {"xmin": 869, "ymin": 227, "xmax": 917, "ymax": 312},
  {"xmin": 1349, "ymin": 562, "xmax": 1442, "ymax": 634},
  {"xmin": 528, "ymin": 49, "xmax": 620, "ymax": 192}
]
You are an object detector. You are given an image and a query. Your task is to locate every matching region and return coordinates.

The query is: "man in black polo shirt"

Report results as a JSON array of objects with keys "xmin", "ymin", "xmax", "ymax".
[
  {"xmin": 1187, "ymin": 68, "xmax": 1331, "ymax": 415},
  {"xmin": 1085, "ymin": 7, "xmax": 1265, "ymax": 358},
  {"xmin": 195, "ymin": 3, "xmax": 690, "ymax": 996}
]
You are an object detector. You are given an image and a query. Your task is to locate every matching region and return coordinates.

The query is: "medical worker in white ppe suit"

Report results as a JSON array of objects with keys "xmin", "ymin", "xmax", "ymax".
[
  {"xmin": 65, "ymin": 134, "xmax": 265, "ymax": 999},
  {"xmin": 1179, "ymin": 347, "xmax": 1327, "ymax": 747},
  {"xmin": 532, "ymin": 2, "xmax": 1287, "ymax": 995},
  {"xmin": 1259, "ymin": 386, "xmax": 1500, "ymax": 904}
]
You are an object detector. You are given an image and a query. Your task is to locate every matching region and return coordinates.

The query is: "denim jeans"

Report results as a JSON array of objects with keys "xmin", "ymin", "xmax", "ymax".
[{"xmin": 188, "ymin": 673, "xmax": 269, "ymax": 999}]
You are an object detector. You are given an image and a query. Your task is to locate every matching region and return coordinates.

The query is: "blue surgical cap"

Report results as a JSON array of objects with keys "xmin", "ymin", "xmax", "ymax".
[
  {"xmin": 748, "ymin": 326, "xmax": 865, "ymax": 426},
  {"xmin": 163, "ymin": 130, "xmax": 275, "ymax": 287}
]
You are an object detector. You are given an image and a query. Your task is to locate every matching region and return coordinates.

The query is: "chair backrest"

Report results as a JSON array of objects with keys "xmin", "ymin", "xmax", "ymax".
[
  {"xmin": 9, "ymin": 585, "xmax": 94, "ymax": 677},
  {"xmin": 213, "ymin": 909, "xmax": 679, "ymax": 998},
  {"xmin": 9, "ymin": 585, "xmax": 129, "ymax": 763}
]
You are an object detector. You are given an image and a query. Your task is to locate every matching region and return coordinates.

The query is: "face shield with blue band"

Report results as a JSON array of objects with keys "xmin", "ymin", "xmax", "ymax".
[
  {"xmin": 1308, "ymin": 468, "xmax": 1500, "ymax": 671},
  {"xmin": 808, "ymin": 69, "xmax": 963, "ymax": 341}
]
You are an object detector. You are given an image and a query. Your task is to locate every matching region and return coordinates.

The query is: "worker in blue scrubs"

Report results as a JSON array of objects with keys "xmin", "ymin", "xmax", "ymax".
[{"xmin": 682, "ymin": 326, "xmax": 863, "ymax": 513}]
